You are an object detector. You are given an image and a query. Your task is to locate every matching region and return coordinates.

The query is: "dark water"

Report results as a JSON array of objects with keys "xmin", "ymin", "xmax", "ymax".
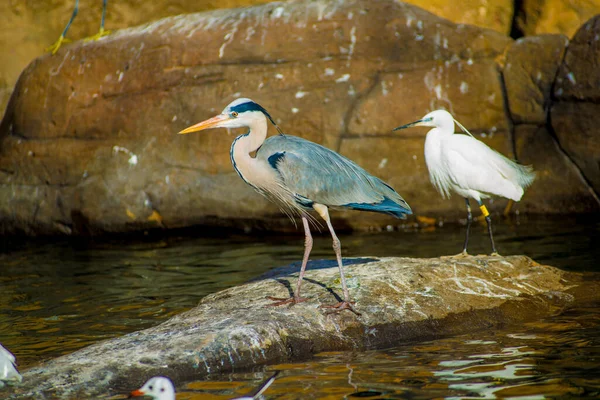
[{"xmin": 0, "ymin": 214, "xmax": 599, "ymax": 398}]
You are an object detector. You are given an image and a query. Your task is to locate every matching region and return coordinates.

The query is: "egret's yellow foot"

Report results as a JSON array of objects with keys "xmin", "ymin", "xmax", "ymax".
[
  {"xmin": 84, "ymin": 28, "xmax": 111, "ymax": 42},
  {"xmin": 46, "ymin": 35, "xmax": 71, "ymax": 55}
]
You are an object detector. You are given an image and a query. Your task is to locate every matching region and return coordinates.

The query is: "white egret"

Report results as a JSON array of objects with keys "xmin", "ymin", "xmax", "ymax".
[
  {"xmin": 180, "ymin": 98, "xmax": 412, "ymax": 314},
  {"xmin": 393, "ymin": 110, "xmax": 535, "ymax": 255},
  {"xmin": 129, "ymin": 376, "xmax": 175, "ymax": 400},
  {"xmin": 0, "ymin": 344, "xmax": 22, "ymax": 388},
  {"xmin": 128, "ymin": 372, "xmax": 278, "ymax": 399}
]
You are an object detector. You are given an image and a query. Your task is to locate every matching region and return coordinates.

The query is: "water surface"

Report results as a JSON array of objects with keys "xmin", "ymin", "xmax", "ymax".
[{"xmin": 0, "ymin": 215, "xmax": 598, "ymax": 398}]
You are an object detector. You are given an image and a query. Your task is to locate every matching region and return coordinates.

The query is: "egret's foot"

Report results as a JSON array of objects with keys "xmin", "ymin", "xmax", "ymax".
[
  {"xmin": 46, "ymin": 35, "xmax": 71, "ymax": 55},
  {"xmin": 265, "ymin": 295, "xmax": 308, "ymax": 307},
  {"xmin": 322, "ymin": 301, "xmax": 361, "ymax": 316},
  {"xmin": 84, "ymin": 28, "xmax": 111, "ymax": 42},
  {"xmin": 442, "ymin": 251, "xmax": 469, "ymax": 259},
  {"xmin": 490, "ymin": 252, "xmax": 501, "ymax": 257}
]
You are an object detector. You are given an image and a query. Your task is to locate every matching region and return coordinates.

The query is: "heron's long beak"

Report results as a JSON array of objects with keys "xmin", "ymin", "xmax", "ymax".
[
  {"xmin": 178, "ymin": 114, "xmax": 229, "ymax": 134},
  {"xmin": 392, "ymin": 118, "xmax": 429, "ymax": 131},
  {"xmin": 128, "ymin": 389, "xmax": 145, "ymax": 398}
]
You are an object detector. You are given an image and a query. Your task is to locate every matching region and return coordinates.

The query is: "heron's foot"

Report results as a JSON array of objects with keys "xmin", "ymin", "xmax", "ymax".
[
  {"xmin": 322, "ymin": 301, "xmax": 361, "ymax": 316},
  {"xmin": 46, "ymin": 35, "xmax": 71, "ymax": 55},
  {"xmin": 265, "ymin": 295, "xmax": 308, "ymax": 307},
  {"xmin": 84, "ymin": 28, "xmax": 111, "ymax": 42}
]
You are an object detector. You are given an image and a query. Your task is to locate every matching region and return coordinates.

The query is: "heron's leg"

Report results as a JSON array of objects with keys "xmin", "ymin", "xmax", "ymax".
[
  {"xmin": 85, "ymin": 0, "xmax": 111, "ymax": 42},
  {"xmin": 462, "ymin": 198, "xmax": 472, "ymax": 255},
  {"xmin": 266, "ymin": 216, "xmax": 311, "ymax": 306},
  {"xmin": 478, "ymin": 200, "xmax": 498, "ymax": 255},
  {"xmin": 46, "ymin": 0, "xmax": 79, "ymax": 54},
  {"xmin": 313, "ymin": 204, "xmax": 360, "ymax": 315}
]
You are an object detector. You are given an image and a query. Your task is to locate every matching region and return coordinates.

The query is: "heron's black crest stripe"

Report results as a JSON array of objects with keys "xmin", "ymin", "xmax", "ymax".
[
  {"xmin": 231, "ymin": 101, "xmax": 285, "ymax": 135},
  {"xmin": 267, "ymin": 151, "xmax": 286, "ymax": 170}
]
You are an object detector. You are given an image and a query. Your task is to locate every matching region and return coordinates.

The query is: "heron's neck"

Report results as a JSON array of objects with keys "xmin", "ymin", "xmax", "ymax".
[
  {"xmin": 236, "ymin": 116, "xmax": 268, "ymax": 154},
  {"xmin": 230, "ymin": 115, "xmax": 269, "ymax": 186}
]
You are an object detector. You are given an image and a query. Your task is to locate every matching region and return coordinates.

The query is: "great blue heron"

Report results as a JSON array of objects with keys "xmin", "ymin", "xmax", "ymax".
[
  {"xmin": 47, "ymin": 0, "xmax": 110, "ymax": 54},
  {"xmin": 179, "ymin": 98, "xmax": 411, "ymax": 314},
  {"xmin": 394, "ymin": 110, "xmax": 535, "ymax": 255}
]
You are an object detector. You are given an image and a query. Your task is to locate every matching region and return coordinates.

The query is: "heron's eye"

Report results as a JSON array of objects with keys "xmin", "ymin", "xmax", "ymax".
[{"xmin": 231, "ymin": 111, "xmax": 239, "ymax": 118}]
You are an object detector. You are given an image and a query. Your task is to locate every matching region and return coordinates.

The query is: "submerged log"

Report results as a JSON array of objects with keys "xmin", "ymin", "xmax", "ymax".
[{"xmin": 7, "ymin": 255, "xmax": 595, "ymax": 398}]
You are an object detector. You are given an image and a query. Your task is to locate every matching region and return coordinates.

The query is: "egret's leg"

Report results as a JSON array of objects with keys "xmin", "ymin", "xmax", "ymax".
[
  {"xmin": 85, "ymin": 0, "xmax": 111, "ymax": 42},
  {"xmin": 478, "ymin": 201, "xmax": 498, "ymax": 255},
  {"xmin": 46, "ymin": 0, "xmax": 79, "ymax": 54},
  {"xmin": 266, "ymin": 216, "xmax": 311, "ymax": 306},
  {"xmin": 503, "ymin": 199, "xmax": 514, "ymax": 217},
  {"xmin": 314, "ymin": 204, "xmax": 360, "ymax": 315},
  {"xmin": 462, "ymin": 198, "xmax": 472, "ymax": 255}
]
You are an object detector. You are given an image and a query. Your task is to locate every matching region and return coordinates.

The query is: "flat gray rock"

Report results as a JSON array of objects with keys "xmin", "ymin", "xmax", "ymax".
[{"xmin": 6, "ymin": 255, "xmax": 594, "ymax": 399}]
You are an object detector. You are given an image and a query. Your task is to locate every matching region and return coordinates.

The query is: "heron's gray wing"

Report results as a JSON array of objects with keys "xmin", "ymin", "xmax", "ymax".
[{"xmin": 258, "ymin": 135, "xmax": 411, "ymax": 217}]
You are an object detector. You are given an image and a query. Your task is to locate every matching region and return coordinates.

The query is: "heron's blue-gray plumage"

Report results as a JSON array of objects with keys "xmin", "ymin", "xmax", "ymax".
[{"xmin": 256, "ymin": 135, "xmax": 411, "ymax": 218}]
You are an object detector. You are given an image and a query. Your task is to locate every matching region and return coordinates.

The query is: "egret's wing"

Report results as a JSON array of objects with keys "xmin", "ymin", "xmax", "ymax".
[
  {"xmin": 0, "ymin": 344, "xmax": 22, "ymax": 387},
  {"xmin": 258, "ymin": 136, "xmax": 411, "ymax": 217},
  {"xmin": 443, "ymin": 135, "xmax": 535, "ymax": 200}
]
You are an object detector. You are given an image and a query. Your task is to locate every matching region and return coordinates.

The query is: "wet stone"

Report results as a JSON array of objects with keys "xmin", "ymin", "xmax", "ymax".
[{"xmin": 6, "ymin": 255, "xmax": 596, "ymax": 399}]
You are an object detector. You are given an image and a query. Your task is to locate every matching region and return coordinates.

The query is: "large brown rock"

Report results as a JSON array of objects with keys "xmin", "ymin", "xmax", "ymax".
[
  {"xmin": 550, "ymin": 15, "xmax": 600, "ymax": 199},
  {"xmin": 504, "ymin": 34, "xmax": 568, "ymax": 125},
  {"xmin": 5, "ymin": 255, "xmax": 594, "ymax": 399},
  {"xmin": 0, "ymin": 0, "xmax": 515, "ymax": 235},
  {"xmin": 1, "ymin": 0, "xmax": 599, "ymax": 236}
]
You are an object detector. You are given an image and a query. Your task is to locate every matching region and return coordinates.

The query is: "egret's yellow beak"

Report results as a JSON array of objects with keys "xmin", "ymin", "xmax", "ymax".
[
  {"xmin": 392, "ymin": 117, "xmax": 432, "ymax": 131},
  {"xmin": 178, "ymin": 114, "xmax": 229, "ymax": 134}
]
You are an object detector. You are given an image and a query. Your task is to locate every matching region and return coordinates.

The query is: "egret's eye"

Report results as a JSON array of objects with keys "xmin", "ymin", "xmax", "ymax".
[
  {"xmin": 160, "ymin": 388, "xmax": 165, "ymax": 392},
  {"xmin": 231, "ymin": 111, "xmax": 239, "ymax": 118},
  {"xmin": 148, "ymin": 386, "xmax": 153, "ymax": 390}
]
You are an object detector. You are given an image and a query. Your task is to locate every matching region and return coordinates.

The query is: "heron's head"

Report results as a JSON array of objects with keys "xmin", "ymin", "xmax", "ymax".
[
  {"xmin": 179, "ymin": 98, "xmax": 282, "ymax": 134},
  {"xmin": 129, "ymin": 376, "xmax": 174, "ymax": 399},
  {"xmin": 393, "ymin": 110, "xmax": 454, "ymax": 131}
]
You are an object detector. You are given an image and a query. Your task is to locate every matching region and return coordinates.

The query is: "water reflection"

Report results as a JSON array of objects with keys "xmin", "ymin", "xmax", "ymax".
[
  {"xmin": 172, "ymin": 305, "xmax": 598, "ymax": 399},
  {"xmin": 0, "ymin": 215, "xmax": 599, "ymax": 398}
]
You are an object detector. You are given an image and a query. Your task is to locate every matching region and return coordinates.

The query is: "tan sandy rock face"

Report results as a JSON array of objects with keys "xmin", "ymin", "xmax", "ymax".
[{"xmin": 515, "ymin": 0, "xmax": 600, "ymax": 38}]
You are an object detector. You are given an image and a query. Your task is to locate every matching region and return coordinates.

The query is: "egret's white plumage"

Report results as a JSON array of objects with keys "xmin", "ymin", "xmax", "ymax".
[
  {"xmin": 394, "ymin": 109, "xmax": 535, "ymax": 254},
  {"xmin": 180, "ymin": 98, "xmax": 411, "ymax": 313},
  {"xmin": 0, "ymin": 344, "xmax": 22, "ymax": 388},
  {"xmin": 129, "ymin": 376, "xmax": 175, "ymax": 400}
]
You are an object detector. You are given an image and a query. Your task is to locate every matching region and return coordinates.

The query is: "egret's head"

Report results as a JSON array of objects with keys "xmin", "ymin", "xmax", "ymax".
[
  {"xmin": 179, "ymin": 98, "xmax": 282, "ymax": 134},
  {"xmin": 129, "ymin": 376, "xmax": 174, "ymax": 400},
  {"xmin": 393, "ymin": 110, "xmax": 454, "ymax": 131}
]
